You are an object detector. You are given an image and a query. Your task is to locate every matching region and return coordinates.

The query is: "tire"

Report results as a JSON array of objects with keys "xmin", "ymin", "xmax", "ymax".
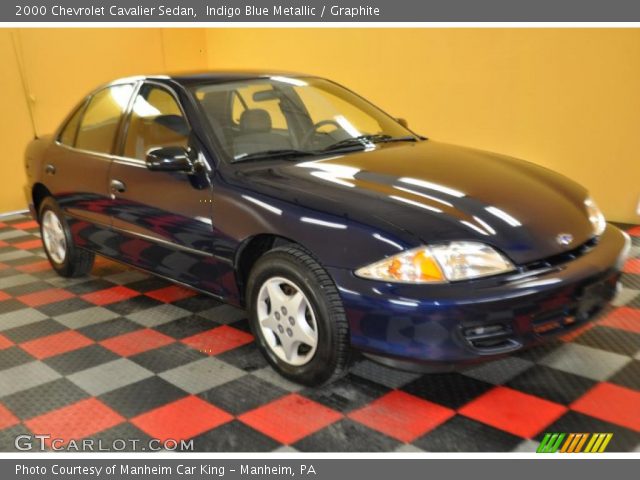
[
  {"xmin": 247, "ymin": 245, "xmax": 350, "ymax": 386},
  {"xmin": 39, "ymin": 197, "xmax": 95, "ymax": 278}
]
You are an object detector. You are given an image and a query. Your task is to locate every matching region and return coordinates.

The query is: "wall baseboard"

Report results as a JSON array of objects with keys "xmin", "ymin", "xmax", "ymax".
[{"xmin": 0, "ymin": 209, "xmax": 29, "ymax": 218}]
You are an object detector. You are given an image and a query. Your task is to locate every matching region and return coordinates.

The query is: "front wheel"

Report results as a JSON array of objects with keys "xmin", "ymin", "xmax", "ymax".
[
  {"xmin": 39, "ymin": 197, "xmax": 95, "ymax": 278},
  {"xmin": 247, "ymin": 245, "xmax": 350, "ymax": 386}
]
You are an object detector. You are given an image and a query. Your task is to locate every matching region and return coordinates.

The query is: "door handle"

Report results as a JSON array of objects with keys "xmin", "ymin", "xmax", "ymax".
[
  {"xmin": 110, "ymin": 179, "xmax": 126, "ymax": 193},
  {"xmin": 45, "ymin": 164, "xmax": 56, "ymax": 175}
]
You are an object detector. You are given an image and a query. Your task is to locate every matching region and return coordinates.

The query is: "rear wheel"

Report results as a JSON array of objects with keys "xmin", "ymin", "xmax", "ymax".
[
  {"xmin": 39, "ymin": 197, "xmax": 94, "ymax": 278},
  {"xmin": 247, "ymin": 245, "xmax": 350, "ymax": 386}
]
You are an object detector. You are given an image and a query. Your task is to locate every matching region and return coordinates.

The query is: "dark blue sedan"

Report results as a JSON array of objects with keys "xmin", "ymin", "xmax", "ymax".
[{"xmin": 24, "ymin": 72, "xmax": 631, "ymax": 385}]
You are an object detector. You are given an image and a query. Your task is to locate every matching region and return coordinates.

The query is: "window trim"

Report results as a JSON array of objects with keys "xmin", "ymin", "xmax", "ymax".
[{"xmin": 116, "ymin": 80, "xmax": 192, "ymax": 164}]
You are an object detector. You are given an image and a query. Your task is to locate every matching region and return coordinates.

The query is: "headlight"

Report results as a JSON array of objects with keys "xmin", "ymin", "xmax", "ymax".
[
  {"xmin": 585, "ymin": 197, "xmax": 606, "ymax": 236},
  {"xmin": 355, "ymin": 242, "xmax": 515, "ymax": 283}
]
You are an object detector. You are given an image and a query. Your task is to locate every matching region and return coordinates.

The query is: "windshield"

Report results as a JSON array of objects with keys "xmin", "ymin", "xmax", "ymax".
[{"xmin": 190, "ymin": 76, "xmax": 419, "ymax": 162}]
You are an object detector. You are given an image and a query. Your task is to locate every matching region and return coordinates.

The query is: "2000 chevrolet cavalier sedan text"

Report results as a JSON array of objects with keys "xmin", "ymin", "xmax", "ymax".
[{"xmin": 24, "ymin": 72, "xmax": 630, "ymax": 385}]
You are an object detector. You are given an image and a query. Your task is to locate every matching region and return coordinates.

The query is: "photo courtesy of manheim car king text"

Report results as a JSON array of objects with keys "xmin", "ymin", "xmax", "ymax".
[{"xmin": 0, "ymin": 0, "xmax": 638, "ymax": 478}]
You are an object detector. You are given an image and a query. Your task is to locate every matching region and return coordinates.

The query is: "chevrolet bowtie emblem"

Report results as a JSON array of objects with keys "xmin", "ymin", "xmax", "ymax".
[{"xmin": 556, "ymin": 233, "xmax": 574, "ymax": 246}]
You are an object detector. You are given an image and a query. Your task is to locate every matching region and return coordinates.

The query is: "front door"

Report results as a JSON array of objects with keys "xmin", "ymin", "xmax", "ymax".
[{"xmin": 108, "ymin": 82, "xmax": 223, "ymax": 295}]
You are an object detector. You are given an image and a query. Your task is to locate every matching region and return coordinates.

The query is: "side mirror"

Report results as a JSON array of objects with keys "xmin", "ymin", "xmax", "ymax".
[
  {"xmin": 145, "ymin": 146, "xmax": 192, "ymax": 172},
  {"xmin": 396, "ymin": 118, "xmax": 409, "ymax": 129}
]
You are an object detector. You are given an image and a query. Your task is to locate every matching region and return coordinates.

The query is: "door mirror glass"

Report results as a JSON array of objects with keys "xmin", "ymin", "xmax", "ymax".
[{"xmin": 145, "ymin": 146, "xmax": 192, "ymax": 172}]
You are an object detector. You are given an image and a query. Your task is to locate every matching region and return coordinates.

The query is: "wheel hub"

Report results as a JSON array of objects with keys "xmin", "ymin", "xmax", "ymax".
[
  {"xmin": 41, "ymin": 210, "xmax": 67, "ymax": 264},
  {"xmin": 256, "ymin": 276, "xmax": 318, "ymax": 366}
]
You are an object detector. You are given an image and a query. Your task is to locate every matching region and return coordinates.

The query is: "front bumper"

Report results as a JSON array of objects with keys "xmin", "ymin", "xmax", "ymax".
[{"xmin": 328, "ymin": 225, "xmax": 630, "ymax": 371}]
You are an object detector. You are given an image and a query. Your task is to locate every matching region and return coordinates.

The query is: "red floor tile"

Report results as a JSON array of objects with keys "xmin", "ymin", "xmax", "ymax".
[
  {"xmin": 348, "ymin": 390, "xmax": 455, "ymax": 442},
  {"xmin": 0, "ymin": 291, "xmax": 11, "ymax": 302},
  {"xmin": 12, "ymin": 220, "xmax": 39, "ymax": 230},
  {"xmin": 13, "ymin": 239, "xmax": 43, "ymax": 250},
  {"xmin": 20, "ymin": 331, "xmax": 94, "ymax": 360},
  {"xmin": 131, "ymin": 396, "xmax": 232, "ymax": 441},
  {"xmin": 0, "ymin": 221, "xmax": 6, "ymax": 228},
  {"xmin": 0, "ymin": 262, "xmax": 10, "ymax": 271},
  {"xmin": 239, "ymin": 393, "xmax": 341, "ymax": 445},
  {"xmin": 459, "ymin": 386, "xmax": 567, "ymax": 438},
  {"xmin": 0, "ymin": 404, "xmax": 19, "ymax": 430},
  {"xmin": 16, "ymin": 260, "xmax": 52, "ymax": 273},
  {"xmin": 559, "ymin": 322, "xmax": 595, "ymax": 342},
  {"xmin": 100, "ymin": 329, "xmax": 174, "ymax": 357},
  {"xmin": 623, "ymin": 258, "xmax": 640, "ymax": 275},
  {"xmin": 599, "ymin": 307, "xmax": 640, "ymax": 334},
  {"xmin": 571, "ymin": 383, "xmax": 640, "ymax": 432},
  {"xmin": 17, "ymin": 288, "xmax": 75, "ymax": 307},
  {"xmin": 25, "ymin": 398, "xmax": 124, "ymax": 443},
  {"xmin": 81, "ymin": 286, "xmax": 139, "ymax": 306},
  {"xmin": 181, "ymin": 325, "xmax": 253, "ymax": 356},
  {"xmin": 146, "ymin": 285, "xmax": 197, "ymax": 303},
  {"xmin": 0, "ymin": 240, "xmax": 8, "ymax": 248},
  {"xmin": 0, "ymin": 334, "xmax": 13, "ymax": 350},
  {"xmin": 628, "ymin": 225, "xmax": 640, "ymax": 237}
]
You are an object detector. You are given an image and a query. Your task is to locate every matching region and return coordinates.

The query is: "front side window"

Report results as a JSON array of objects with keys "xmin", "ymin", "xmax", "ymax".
[
  {"xmin": 191, "ymin": 76, "xmax": 416, "ymax": 161},
  {"xmin": 123, "ymin": 84, "xmax": 189, "ymax": 161},
  {"xmin": 75, "ymin": 84, "xmax": 134, "ymax": 154}
]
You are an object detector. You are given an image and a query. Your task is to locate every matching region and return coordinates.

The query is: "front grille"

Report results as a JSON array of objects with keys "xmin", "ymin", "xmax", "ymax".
[{"xmin": 521, "ymin": 236, "xmax": 598, "ymax": 272}]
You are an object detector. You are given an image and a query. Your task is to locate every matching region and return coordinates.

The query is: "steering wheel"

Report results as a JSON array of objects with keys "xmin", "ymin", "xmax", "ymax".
[{"xmin": 300, "ymin": 119, "xmax": 342, "ymax": 148}]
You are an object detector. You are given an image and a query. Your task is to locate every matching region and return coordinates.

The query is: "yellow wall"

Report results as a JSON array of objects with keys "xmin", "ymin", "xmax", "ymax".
[
  {"xmin": 206, "ymin": 29, "xmax": 640, "ymax": 223},
  {"xmin": 1, "ymin": 28, "xmax": 639, "ymax": 223},
  {"xmin": 0, "ymin": 31, "xmax": 34, "ymax": 212}
]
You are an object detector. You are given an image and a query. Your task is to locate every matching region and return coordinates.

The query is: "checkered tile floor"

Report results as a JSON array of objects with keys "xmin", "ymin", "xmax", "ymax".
[{"xmin": 0, "ymin": 214, "xmax": 639, "ymax": 452}]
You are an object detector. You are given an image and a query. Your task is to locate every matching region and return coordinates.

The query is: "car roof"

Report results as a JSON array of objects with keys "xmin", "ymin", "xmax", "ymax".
[{"xmin": 108, "ymin": 70, "xmax": 311, "ymax": 88}]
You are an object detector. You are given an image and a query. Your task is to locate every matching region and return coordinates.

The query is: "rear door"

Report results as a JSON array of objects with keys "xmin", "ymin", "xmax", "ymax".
[
  {"xmin": 45, "ymin": 83, "xmax": 135, "ymax": 254},
  {"xmin": 108, "ymin": 82, "xmax": 222, "ymax": 294}
]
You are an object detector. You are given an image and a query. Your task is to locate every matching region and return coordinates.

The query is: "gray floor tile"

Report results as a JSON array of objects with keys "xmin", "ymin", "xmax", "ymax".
[
  {"xmin": 0, "ymin": 251, "xmax": 34, "ymax": 262},
  {"xmin": 0, "ymin": 274, "xmax": 38, "ymax": 289},
  {"xmin": 67, "ymin": 358, "xmax": 153, "ymax": 396},
  {"xmin": 0, "ymin": 308, "xmax": 48, "ymax": 332},
  {"xmin": 54, "ymin": 306, "xmax": 120, "ymax": 329},
  {"xmin": 251, "ymin": 367, "xmax": 305, "ymax": 393},
  {"xmin": 160, "ymin": 357, "xmax": 245, "ymax": 394},
  {"xmin": 463, "ymin": 356, "xmax": 534, "ymax": 385},
  {"xmin": 350, "ymin": 359, "xmax": 422, "ymax": 389},
  {"xmin": 540, "ymin": 343, "xmax": 630, "ymax": 381},
  {"xmin": 126, "ymin": 304, "xmax": 190, "ymax": 327},
  {"xmin": 197, "ymin": 305, "xmax": 246, "ymax": 324},
  {"xmin": 611, "ymin": 287, "xmax": 640, "ymax": 307},
  {"xmin": 0, "ymin": 361, "xmax": 62, "ymax": 397}
]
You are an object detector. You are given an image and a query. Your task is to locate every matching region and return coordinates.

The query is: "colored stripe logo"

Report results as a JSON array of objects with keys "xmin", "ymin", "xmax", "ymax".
[{"xmin": 537, "ymin": 433, "xmax": 613, "ymax": 453}]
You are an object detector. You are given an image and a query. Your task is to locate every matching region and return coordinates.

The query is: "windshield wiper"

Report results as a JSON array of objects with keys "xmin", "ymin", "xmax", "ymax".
[
  {"xmin": 322, "ymin": 134, "xmax": 418, "ymax": 152},
  {"xmin": 233, "ymin": 149, "xmax": 316, "ymax": 163}
]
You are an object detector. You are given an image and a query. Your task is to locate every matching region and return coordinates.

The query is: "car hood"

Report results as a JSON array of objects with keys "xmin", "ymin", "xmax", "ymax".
[{"xmin": 236, "ymin": 140, "xmax": 594, "ymax": 265}]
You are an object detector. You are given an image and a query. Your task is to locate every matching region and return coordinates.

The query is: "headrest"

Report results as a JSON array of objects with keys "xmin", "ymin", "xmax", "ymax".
[{"xmin": 239, "ymin": 109, "xmax": 272, "ymax": 133}]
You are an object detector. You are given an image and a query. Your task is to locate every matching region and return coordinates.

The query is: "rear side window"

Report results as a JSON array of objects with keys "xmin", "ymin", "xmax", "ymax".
[
  {"xmin": 75, "ymin": 84, "xmax": 134, "ymax": 154},
  {"xmin": 58, "ymin": 103, "xmax": 85, "ymax": 147}
]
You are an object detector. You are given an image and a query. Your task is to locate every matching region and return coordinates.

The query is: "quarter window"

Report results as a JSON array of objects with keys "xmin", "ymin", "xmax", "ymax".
[
  {"xmin": 75, "ymin": 84, "xmax": 134, "ymax": 154},
  {"xmin": 58, "ymin": 102, "xmax": 85, "ymax": 147},
  {"xmin": 123, "ymin": 85, "xmax": 189, "ymax": 161}
]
